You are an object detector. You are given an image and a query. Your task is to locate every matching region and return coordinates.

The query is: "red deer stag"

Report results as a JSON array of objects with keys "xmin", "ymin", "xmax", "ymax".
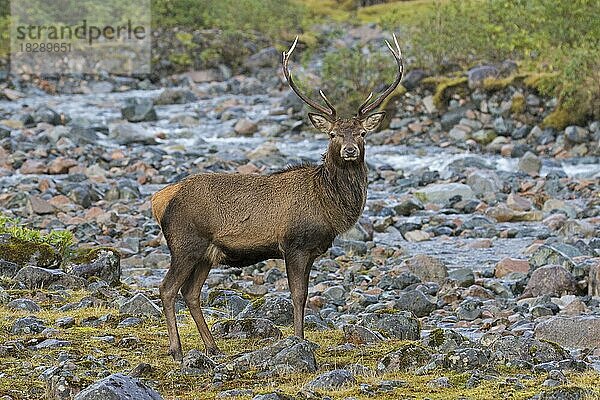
[{"xmin": 152, "ymin": 34, "xmax": 403, "ymax": 361}]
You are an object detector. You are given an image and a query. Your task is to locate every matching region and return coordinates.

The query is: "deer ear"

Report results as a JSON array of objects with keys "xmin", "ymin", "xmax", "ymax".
[
  {"xmin": 308, "ymin": 113, "xmax": 333, "ymax": 133},
  {"xmin": 361, "ymin": 112, "xmax": 386, "ymax": 132}
]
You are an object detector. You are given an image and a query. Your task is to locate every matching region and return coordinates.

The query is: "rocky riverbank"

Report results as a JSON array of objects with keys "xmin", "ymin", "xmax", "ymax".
[{"xmin": 0, "ymin": 29, "xmax": 599, "ymax": 399}]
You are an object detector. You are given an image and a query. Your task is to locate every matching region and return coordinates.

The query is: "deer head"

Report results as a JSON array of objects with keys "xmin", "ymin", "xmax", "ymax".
[{"xmin": 282, "ymin": 34, "xmax": 404, "ymax": 162}]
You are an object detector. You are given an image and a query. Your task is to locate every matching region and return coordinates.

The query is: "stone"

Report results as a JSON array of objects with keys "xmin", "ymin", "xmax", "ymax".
[
  {"xmin": 490, "ymin": 336, "xmax": 569, "ymax": 367},
  {"xmin": 589, "ymin": 261, "xmax": 600, "ymax": 297},
  {"xmin": 423, "ymin": 328, "xmax": 465, "ymax": 353},
  {"xmin": 12, "ymin": 315, "xmax": 47, "ymax": 334},
  {"xmin": 456, "ymin": 298, "xmax": 482, "ymax": 321},
  {"xmin": 322, "ymin": 285, "xmax": 347, "ymax": 304},
  {"xmin": 495, "ymin": 258, "xmax": 530, "ymax": 278},
  {"xmin": 56, "ymin": 316, "xmax": 75, "ymax": 328},
  {"xmin": 564, "ymin": 126, "xmax": 588, "ymax": 144},
  {"xmin": 225, "ymin": 336, "xmax": 318, "ymax": 374},
  {"xmin": 466, "ymin": 171, "xmax": 500, "ymax": 196},
  {"xmin": 108, "ymin": 122, "xmax": 156, "ymax": 145},
  {"xmin": 207, "ymin": 289, "xmax": 250, "ymax": 317},
  {"xmin": 48, "ymin": 157, "xmax": 78, "ymax": 174},
  {"xmin": 360, "ymin": 311, "xmax": 420, "ymax": 340},
  {"xmin": 27, "ymin": 196, "xmax": 56, "ymax": 215},
  {"xmin": 20, "ymin": 159, "xmax": 48, "ymax": 174},
  {"xmin": 343, "ymin": 324, "xmax": 384, "ymax": 345},
  {"xmin": 534, "ymin": 316, "xmax": 600, "ymax": 349},
  {"xmin": 427, "ymin": 377, "xmax": 452, "ymax": 388},
  {"xmin": 32, "ymin": 339, "xmax": 71, "ymax": 350},
  {"xmin": 414, "ymin": 183, "xmax": 474, "ymax": 204},
  {"xmin": 535, "ymin": 387, "xmax": 597, "ymax": 400},
  {"xmin": 521, "ymin": 265, "xmax": 577, "ymax": 298},
  {"xmin": 33, "ymin": 106, "xmax": 63, "ymax": 125},
  {"xmin": 403, "ymin": 230, "xmax": 431, "ymax": 242},
  {"xmin": 444, "ymin": 347, "xmax": 490, "ymax": 372},
  {"xmin": 234, "ymin": 118, "xmax": 258, "ymax": 136},
  {"xmin": 304, "ymin": 369, "xmax": 356, "ymax": 390},
  {"xmin": 472, "ymin": 129, "xmax": 497, "ymax": 145},
  {"xmin": 14, "ymin": 266, "xmax": 86, "ymax": 289},
  {"xmin": 7, "ymin": 298, "xmax": 41, "ymax": 312},
  {"xmin": 238, "ymin": 296, "xmax": 293, "ymax": 326},
  {"xmin": 518, "ymin": 151, "xmax": 541, "ymax": 176},
  {"xmin": 402, "ymin": 69, "xmax": 427, "ymax": 90},
  {"xmin": 211, "ymin": 318, "xmax": 282, "ymax": 339},
  {"xmin": 506, "ymin": 193, "xmax": 532, "ymax": 211},
  {"xmin": 244, "ymin": 47, "xmax": 279, "ymax": 69},
  {"xmin": 467, "ymin": 65, "xmax": 499, "ymax": 88},
  {"xmin": 393, "ymin": 197, "xmax": 424, "ymax": 216},
  {"xmin": 394, "ymin": 289, "xmax": 436, "ymax": 317},
  {"xmin": 529, "ymin": 243, "xmax": 581, "ymax": 272},
  {"xmin": 448, "ymin": 268, "xmax": 475, "ymax": 287},
  {"xmin": 67, "ymin": 249, "xmax": 121, "ymax": 286},
  {"xmin": 154, "ymin": 88, "xmax": 197, "ymax": 105},
  {"xmin": 377, "ymin": 343, "xmax": 432, "ymax": 373},
  {"xmin": 121, "ymin": 97, "xmax": 158, "ymax": 122},
  {"xmin": 74, "ymin": 373, "xmax": 163, "ymax": 400},
  {"xmin": 181, "ymin": 349, "xmax": 216, "ymax": 375},
  {"xmin": 406, "ymin": 254, "xmax": 448, "ymax": 284},
  {"xmin": 119, "ymin": 293, "xmax": 162, "ymax": 317}
]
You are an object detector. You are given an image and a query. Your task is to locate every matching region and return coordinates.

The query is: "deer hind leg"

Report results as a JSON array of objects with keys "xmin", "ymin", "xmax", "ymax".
[
  {"xmin": 285, "ymin": 250, "xmax": 316, "ymax": 339},
  {"xmin": 181, "ymin": 261, "xmax": 221, "ymax": 356},
  {"xmin": 159, "ymin": 248, "xmax": 203, "ymax": 362}
]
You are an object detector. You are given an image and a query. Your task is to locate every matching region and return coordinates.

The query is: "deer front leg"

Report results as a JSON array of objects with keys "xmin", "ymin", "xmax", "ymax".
[{"xmin": 285, "ymin": 251, "xmax": 315, "ymax": 338}]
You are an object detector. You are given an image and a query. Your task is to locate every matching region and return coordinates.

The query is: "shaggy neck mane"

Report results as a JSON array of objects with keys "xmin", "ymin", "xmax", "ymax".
[{"xmin": 314, "ymin": 144, "xmax": 368, "ymax": 234}]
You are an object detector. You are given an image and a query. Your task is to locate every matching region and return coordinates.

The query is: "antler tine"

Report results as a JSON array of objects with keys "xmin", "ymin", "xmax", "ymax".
[
  {"xmin": 357, "ymin": 92, "xmax": 374, "ymax": 114},
  {"xmin": 358, "ymin": 33, "xmax": 404, "ymax": 117},
  {"xmin": 282, "ymin": 36, "xmax": 337, "ymax": 119}
]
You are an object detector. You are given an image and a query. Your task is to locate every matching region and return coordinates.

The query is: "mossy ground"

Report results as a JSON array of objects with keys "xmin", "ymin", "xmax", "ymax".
[{"xmin": 0, "ymin": 289, "xmax": 599, "ymax": 399}]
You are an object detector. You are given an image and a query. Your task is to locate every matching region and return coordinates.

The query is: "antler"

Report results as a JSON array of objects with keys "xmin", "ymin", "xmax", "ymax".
[
  {"xmin": 357, "ymin": 33, "xmax": 404, "ymax": 117},
  {"xmin": 282, "ymin": 36, "xmax": 337, "ymax": 120}
]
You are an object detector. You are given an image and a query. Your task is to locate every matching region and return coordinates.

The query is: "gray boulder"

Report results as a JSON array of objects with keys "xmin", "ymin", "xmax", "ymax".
[
  {"xmin": 67, "ymin": 249, "xmax": 121, "ymax": 286},
  {"xmin": 14, "ymin": 266, "xmax": 86, "ymax": 289},
  {"xmin": 304, "ymin": 369, "xmax": 356, "ymax": 390},
  {"xmin": 534, "ymin": 316, "xmax": 600, "ymax": 349},
  {"xmin": 108, "ymin": 122, "xmax": 156, "ymax": 145},
  {"xmin": 467, "ymin": 65, "xmax": 499, "ymax": 88},
  {"xmin": 394, "ymin": 289, "xmax": 436, "ymax": 317},
  {"xmin": 522, "ymin": 265, "xmax": 577, "ymax": 298},
  {"xmin": 154, "ymin": 88, "xmax": 197, "ymax": 105},
  {"xmin": 238, "ymin": 296, "xmax": 293, "ymax": 326},
  {"xmin": 377, "ymin": 343, "xmax": 432, "ymax": 373},
  {"xmin": 121, "ymin": 98, "xmax": 157, "ymax": 122},
  {"xmin": 119, "ymin": 293, "xmax": 162, "ymax": 317},
  {"xmin": 74, "ymin": 373, "xmax": 163, "ymax": 400},
  {"xmin": 414, "ymin": 183, "xmax": 474, "ymax": 204},
  {"xmin": 211, "ymin": 318, "xmax": 282, "ymax": 339},
  {"xmin": 360, "ymin": 311, "xmax": 420, "ymax": 340},
  {"xmin": 181, "ymin": 349, "xmax": 216, "ymax": 375},
  {"xmin": 12, "ymin": 315, "xmax": 47, "ymax": 334},
  {"xmin": 406, "ymin": 254, "xmax": 448, "ymax": 284}
]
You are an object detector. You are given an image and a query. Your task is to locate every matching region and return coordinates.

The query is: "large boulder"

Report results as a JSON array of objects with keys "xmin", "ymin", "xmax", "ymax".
[
  {"xmin": 66, "ymin": 248, "xmax": 121, "ymax": 286},
  {"xmin": 534, "ymin": 316, "xmax": 600, "ymax": 349},
  {"xmin": 211, "ymin": 318, "xmax": 282, "ymax": 340},
  {"xmin": 414, "ymin": 183, "xmax": 474, "ymax": 204},
  {"xmin": 14, "ymin": 266, "xmax": 86, "ymax": 289},
  {"xmin": 121, "ymin": 97, "xmax": 157, "ymax": 122},
  {"xmin": 238, "ymin": 296, "xmax": 293, "ymax": 326},
  {"xmin": 406, "ymin": 254, "xmax": 448, "ymax": 284},
  {"xmin": 74, "ymin": 373, "xmax": 163, "ymax": 400},
  {"xmin": 521, "ymin": 265, "xmax": 577, "ymax": 298},
  {"xmin": 377, "ymin": 343, "xmax": 432, "ymax": 373},
  {"xmin": 360, "ymin": 311, "xmax": 420, "ymax": 340}
]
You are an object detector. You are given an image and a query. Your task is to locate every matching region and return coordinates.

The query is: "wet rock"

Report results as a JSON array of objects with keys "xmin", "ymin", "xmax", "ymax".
[
  {"xmin": 415, "ymin": 183, "xmax": 474, "ymax": 204},
  {"xmin": 406, "ymin": 254, "xmax": 448, "ymax": 284},
  {"xmin": 211, "ymin": 318, "xmax": 282, "ymax": 339},
  {"xmin": 238, "ymin": 296, "xmax": 293, "ymax": 326},
  {"xmin": 12, "ymin": 315, "xmax": 47, "ymax": 334},
  {"xmin": 534, "ymin": 316, "xmax": 600, "ymax": 349},
  {"xmin": 394, "ymin": 289, "xmax": 436, "ymax": 317},
  {"xmin": 234, "ymin": 118, "xmax": 258, "ymax": 136},
  {"xmin": 67, "ymin": 249, "xmax": 121, "ymax": 286},
  {"xmin": 304, "ymin": 369, "xmax": 356, "ymax": 390},
  {"xmin": 404, "ymin": 230, "xmax": 431, "ymax": 242},
  {"xmin": 154, "ymin": 88, "xmax": 197, "ymax": 105},
  {"xmin": 495, "ymin": 258, "xmax": 530, "ymax": 277},
  {"xmin": 225, "ymin": 336, "xmax": 318, "ymax": 374},
  {"xmin": 121, "ymin": 98, "xmax": 157, "ymax": 122},
  {"xmin": 377, "ymin": 343, "xmax": 432, "ymax": 373},
  {"xmin": 343, "ymin": 324, "xmax": 384, "ymax": 345},
  {"xmin": 119, "ymin": 293, "xmax": 162, "ymax": 317},
  {"xmin": 518, "ymin": 151, "xmax": 541, "ymax": 176},
  {"xmin": 14, "ymin": 266, "xmax": 86, "ymax": 289},
  {"xmin": 522, "ymin": 265, "xmax": 577, "ymax": 298},
  {"xmin": 7, "ymin": 298, "xmax": 41, "ymax": 312},
  {"xmin": 109, "ymin": 122, "xmax": 156, "ymax": 145},
  {"xmin": 467, "ymin": 65, "xmax": 498, "ymax": 88},
  {"xmin": 181, "ymin": 349, "xmax": 216, "ymax": 375},
  {"xmin": 74, "ymin": 373, "xmax": 163, "ymax": 400},
  {"xmin": 360, "ymin": 311, "xmax": 420, "ymax": 340}
]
